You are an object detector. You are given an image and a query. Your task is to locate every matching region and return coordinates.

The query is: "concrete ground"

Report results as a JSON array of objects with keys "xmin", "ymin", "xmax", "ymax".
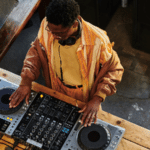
[{"xmin": 1, "ymin": 1, "xmax": 150, "ymax": 130}]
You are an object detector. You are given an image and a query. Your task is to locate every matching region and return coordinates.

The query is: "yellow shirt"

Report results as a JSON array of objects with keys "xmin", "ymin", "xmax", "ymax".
[{"xmin": 53, "ymin": 38, "xmax": 82, "ymax": 86}]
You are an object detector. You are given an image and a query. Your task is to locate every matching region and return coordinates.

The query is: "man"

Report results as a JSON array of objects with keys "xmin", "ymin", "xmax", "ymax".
[{"xmin": 9, "ymin": 0, "xmax": 124, "ymax": 127}]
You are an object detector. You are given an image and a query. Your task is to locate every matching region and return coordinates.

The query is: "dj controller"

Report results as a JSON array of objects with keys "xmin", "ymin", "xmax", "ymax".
[{"xmin": 0, "ymin": 77, "xmax": 125, "ymax": 150}]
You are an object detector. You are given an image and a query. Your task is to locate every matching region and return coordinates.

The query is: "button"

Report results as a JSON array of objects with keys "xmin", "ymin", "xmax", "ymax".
[
  {"xmin": 30, "ymin": 133, "xmax": 33, "ymax": 136},
  {"xmin": 39, "ymin": 128, "xmax": 43, "ymax": 132},
  {"xmin": 48, "ymin": 127, "xmax": 52, "ymax": 131},
  {"xmin": 36, "ymin": 135, "xmax": 39, "ymax": 139},
  {"xmin": 51, "ymin": 133, "xmax": 56, "ymax": 137},
  {"xmin": 49, "ymin": 137, "xmax": 53, "ymax": 141},
  {"xmin": 36, "ymin": 122, "xmax": 40, "ymax": 126},
  {"xmin": 42, "ymin": 125, "xmax": 46, "ymax": 128},
  {"xmin": 54, "ymin": 130, "xmax": 58, "ymax": 133},
  {"xmin": 56, "ymin": 124, "xmax": 61, "ymax": 129},
  {"xmin": 51, "ymin": 122, "xmax": 56, "ymax": 126},
  {"xmin": 118, "ymin": 130, "xmax": 122, "ymax": 134},
  {"xmin": 115, "ymin": 135, "xmax": 120, "ymax": 140},
  {"xmin": 40, "ymin": 94, "xmax": 44, "ymax": 98},
  {"xmin": 33, "ymin": 126, "xmax": 38, "ymax": 129},
  {"xmin": 45, "ymin": 120, "xmax": 49, "ymax": 124},
  {"xmin": 46, "ymin": 131, "xmax": 50, "ymax": 134}
]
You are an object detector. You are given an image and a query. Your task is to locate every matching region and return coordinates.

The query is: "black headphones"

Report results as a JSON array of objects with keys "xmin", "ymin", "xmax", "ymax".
[{"xmin": 58, "ymin": 19, "xmax": 81, "ymax": 46}]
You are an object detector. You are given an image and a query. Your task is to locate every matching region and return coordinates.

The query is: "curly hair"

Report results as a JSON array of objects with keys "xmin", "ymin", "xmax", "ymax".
[{"xmin": 45, "ymin": 0, "xmax": 80, "ymax": 27}]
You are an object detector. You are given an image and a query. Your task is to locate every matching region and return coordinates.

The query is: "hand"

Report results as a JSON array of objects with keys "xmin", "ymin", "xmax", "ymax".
[
  {"xmin": 78, "ymin": 96, "xmax": 102, "ymax": 127},
  {"xmin": 9, "ymin": 85, "xmax": 31, "ymax": 108}
]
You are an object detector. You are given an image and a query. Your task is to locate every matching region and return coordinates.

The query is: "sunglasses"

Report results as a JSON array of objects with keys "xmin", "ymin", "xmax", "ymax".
[{"xmin": 45, "ymin": 24, "xmax": 71, "ymax": 37}]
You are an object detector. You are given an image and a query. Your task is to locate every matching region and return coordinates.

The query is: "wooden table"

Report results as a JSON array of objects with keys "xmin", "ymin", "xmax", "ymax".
[
  {"xmin": 0, "ymin": 68, "xmax": 150, "ymax": 150},
  {"xmin": 0, "ymin": 0, "xmax": 41, "ymax": 61}
]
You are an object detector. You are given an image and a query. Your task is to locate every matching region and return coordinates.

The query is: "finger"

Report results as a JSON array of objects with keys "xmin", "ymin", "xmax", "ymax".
[
  {"xmin": 84, "ymin": 111, "xmax": 93, "ymax": 127},
  {"xmin": 88, "ymin": 112, "xmax": 96, "ymax": 126},
  {"xmin": 78, "ymin": 105, "xmax": 87, "ymax": 113},
  {"xmin": 80, "ymin": 112, "xmax": 88, "ymax": 125},
  {"xmin": 94, "ymin": 112, "xmax": 98, "ymax": 124},
  {"xmin": 25, "ymin": 94, "xmax": 30, "ymax": 105},
  {"xmin": 9, "ymin": 91, "xmax": 18, "ymax": 101},
  {"xmin": 14, "ymin": 96, "xmax": 25, "ymax": 108},
  {"xmin": 9, "ymin": 93, "xmax": 21, "ymax": 108},
  {"xmin": 9, "ymin": 91, "xmax": 16, "ymax": 100}
]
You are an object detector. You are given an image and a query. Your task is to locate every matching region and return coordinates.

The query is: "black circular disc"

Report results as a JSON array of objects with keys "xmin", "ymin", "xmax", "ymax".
[
  {"xmin": 0, "ymin": 88, "xmax": 24, "ymax": 115},
  {"xmin": 78, "ymin": 124, "xmax": 110, "ymax": 150}
]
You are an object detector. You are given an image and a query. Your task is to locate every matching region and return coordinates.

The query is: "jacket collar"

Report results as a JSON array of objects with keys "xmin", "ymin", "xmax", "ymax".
[{"xmin": 79, "ymin": 16, "xmax": 96, "ymax": 46}]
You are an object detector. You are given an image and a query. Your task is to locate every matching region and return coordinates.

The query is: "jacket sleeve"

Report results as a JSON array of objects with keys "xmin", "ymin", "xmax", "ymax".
[
  {"xmin": 20, "ymin": 38, "xmax": 42, "ymax": 86},
  {"xmin": 94, "ymin": 50, "xmax": 124, "ymax": 102}
]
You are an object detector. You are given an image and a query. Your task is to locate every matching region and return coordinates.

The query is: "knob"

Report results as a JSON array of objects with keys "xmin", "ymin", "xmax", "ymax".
[
  {"xmin": 48, "ymin": 127, "xmax": 52, "ymax": 131},
  {"xmin": 46, "ymin": 131, "xmax": 50, "ymax": 134},
  {"xmin": 56, "ymin": 124, "xmax": 61, "ymax": 129},
  {"xmin": 44, "ymin": 134, "xmax": 48, "ymax": 138},
  {"xmin": 45, "ymin": 120, "xmax": 49, "ymax": 124},
  {"xmin": 38, "ymin": 132, "xmax": 41, "ymax": 135},
  {"xmin": 36, "ymin": 122, "xmax": 40, "ymax": 126},
  {"xmin": 42, "ymin": 125, "xmax": 46, "ymax": 128},
  {"xmin": 39, "ymin": 117, "xmax": 44, "ymax": 122},
  {"xmin": 54, "ymin": 130, "xmax": 58, "ymax": 134},
  {"xmin": 39, "ymin": 128, "xmax": 43, "ymax": 132},
  {"xmin": 30, "ymin": 133, "xmax": 33, "ymax": 136},
  {"xmin": 51, "ymin": 133, "xmax": 56, "ymax": 137},
  {"xmin": 51, "ymin": 122, "xmax": 55, "ymax": 126},
  {"xmin": 52, "ymin": 121, "xmax": 56, "ymax": 126},
  {"xmin": 49, "ymin": 137, "xmax": 53, "ymax": 141},
  {"xmin": 42, "ymin": 138, "xmax": 45, "ymax": 142},
  {"xmin": 36, "ymin": 135, "xmax": 39, "ymax": 139},
  {"xmin": 33, "ymin": 126, "xmax": 38, "ymax": 129}
]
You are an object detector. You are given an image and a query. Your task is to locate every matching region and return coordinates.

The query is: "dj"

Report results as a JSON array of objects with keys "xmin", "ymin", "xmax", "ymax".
[{"xmin": 9, "ymin": 0, "xmax": 124, "ymax": 127}]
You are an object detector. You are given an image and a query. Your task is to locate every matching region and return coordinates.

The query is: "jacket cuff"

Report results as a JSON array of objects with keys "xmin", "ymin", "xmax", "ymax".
[
  {"xmin": 93, "ymin": 91, "xmax": 107, "ymax": 102},
  {"xmin": 20, "ymin": 78, "xmax": 32, "ymax": 87}
]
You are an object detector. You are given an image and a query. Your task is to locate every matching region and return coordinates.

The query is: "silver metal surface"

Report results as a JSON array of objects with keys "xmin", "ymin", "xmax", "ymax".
[
  {"xmin": 61, "ymin": 118, "xmax": 125, "ymax": 150},
  {"xmin": 0, "ymin": 77, "xmax": 37, "ymax": 136}
]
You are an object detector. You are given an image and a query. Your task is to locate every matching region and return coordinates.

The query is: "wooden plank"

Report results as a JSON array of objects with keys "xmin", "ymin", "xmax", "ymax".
[
  {"xmin": 0, "ymin": 0, "xmax": 41, "ymax": 61},
  {"xmin": 1, "ymin": 68, "xmax": 150, "ymax": 149},
  {"xmin": 117, "ymin": 138, "xmax": 149, "ymax": 150}
]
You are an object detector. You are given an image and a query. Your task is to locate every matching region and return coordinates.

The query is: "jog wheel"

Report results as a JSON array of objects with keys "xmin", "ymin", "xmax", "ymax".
[
  {"xmin": 0, "ymin": 88, "xmax": 24, "ymax": 114},
  {"xmin": 78, "ymin": 123, "xmax": 111, "ymax": 150}
]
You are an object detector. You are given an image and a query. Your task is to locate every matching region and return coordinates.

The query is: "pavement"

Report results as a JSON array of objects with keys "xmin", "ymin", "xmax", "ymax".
[{"xmin": 1, "ymin": 1, "xmax": 150, "ymax": 130}]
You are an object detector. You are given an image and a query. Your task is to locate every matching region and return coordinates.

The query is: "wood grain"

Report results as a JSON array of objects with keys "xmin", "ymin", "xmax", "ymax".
[{"xmin": 117, "ymin": 138, "xmax": 149, "ymax": 150}]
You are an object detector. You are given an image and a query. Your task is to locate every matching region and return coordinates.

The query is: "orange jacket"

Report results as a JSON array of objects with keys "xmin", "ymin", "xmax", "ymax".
[{"xmin": 20, "ymin": 16, "xmax": 124, "ymax": 102}]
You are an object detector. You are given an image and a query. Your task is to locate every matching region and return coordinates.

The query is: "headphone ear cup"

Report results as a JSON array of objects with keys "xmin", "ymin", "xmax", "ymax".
[
  {"xmin": 65, "ymin": 37, "xmax": 76, "ymax": 45},
  {"xmin": 58, "ymin": 37, "xmax": 76, "ymax": 46}
]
